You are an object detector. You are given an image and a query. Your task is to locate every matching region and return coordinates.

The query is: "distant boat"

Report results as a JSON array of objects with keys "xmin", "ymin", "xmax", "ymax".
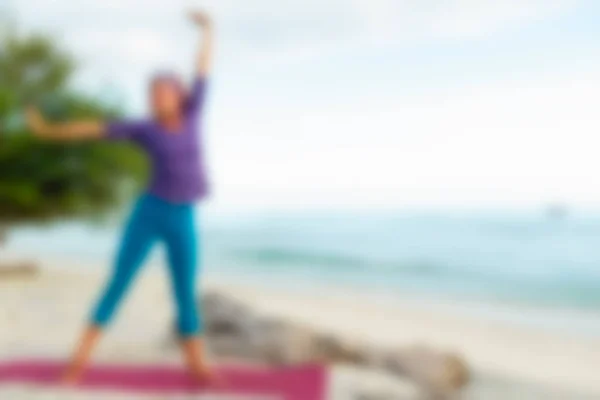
[{"xmin": 546, "ymin": 204, "xmax": 568, "ymax": 219}]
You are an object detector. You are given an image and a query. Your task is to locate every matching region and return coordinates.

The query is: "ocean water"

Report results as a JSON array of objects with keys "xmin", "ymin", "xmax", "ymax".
[{"xmin": 6, "ymin": 209, "xmax": 600, "ymax": 334}]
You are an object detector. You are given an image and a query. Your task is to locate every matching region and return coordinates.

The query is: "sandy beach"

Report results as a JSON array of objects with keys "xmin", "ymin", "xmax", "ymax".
[{"xmin": 1, "ymin": 262, "xmax": 599, "ymax": 399}]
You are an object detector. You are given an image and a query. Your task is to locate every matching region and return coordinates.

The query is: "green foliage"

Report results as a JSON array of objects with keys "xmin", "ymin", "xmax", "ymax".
[{"xmin": 0, "ymin": 29, "xmax": 147, "ymax": 225}]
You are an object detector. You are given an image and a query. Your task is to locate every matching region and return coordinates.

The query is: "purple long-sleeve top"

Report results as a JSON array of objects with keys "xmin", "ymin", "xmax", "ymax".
[{"xmin": 106, "ymin": 78, "xmax": 209, "ymax": 203}]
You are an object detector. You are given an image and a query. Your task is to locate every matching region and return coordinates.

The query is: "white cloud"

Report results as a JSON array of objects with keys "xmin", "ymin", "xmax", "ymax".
[
  {"xmin": 191, "ymin": 0, "xmax": 580, "ymax": 67},
  {"xmin": 207, "ymin": 69, "xmax": 600, "ymax": 209},
  {"xmin": 70, "ymin": 29, "xmax": 172, "ymax": 67},
  {"xmin": 8, "ymin": 0, "xmax": 581, "ymax": 72},
  {"xmin": 353, "ymin": 0, "xmax": 577, "ymax": 42}
]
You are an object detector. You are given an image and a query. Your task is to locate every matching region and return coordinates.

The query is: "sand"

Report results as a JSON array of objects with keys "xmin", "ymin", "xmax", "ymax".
[{"xmin": 1, "ymin": 263, "xmax": 599, "ymax": 399}]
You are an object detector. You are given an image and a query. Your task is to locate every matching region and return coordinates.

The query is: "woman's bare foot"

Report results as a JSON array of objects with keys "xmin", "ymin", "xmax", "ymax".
[
  {"xmin": 179, "ymin": 337, "xmax": 224, "ymax": 386},
  {"xmin": 189, "ymin": 363, "xmax": 225, "ymax": 387},
  {"xmin": 189, "ymin": 363, "xmax": 213, "ymax": 381},
  {"xmin": 60, "ymin": 363, "xmax": 85, "ymax": 385},
  {"xmin": 61, "ymin": 326, "xmax": 102, "ymax": 385}
]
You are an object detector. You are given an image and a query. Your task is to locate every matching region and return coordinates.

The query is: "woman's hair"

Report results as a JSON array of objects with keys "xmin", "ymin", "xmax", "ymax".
[
  {"xmin": 150, "ymin": 72, "xmax": 184, "ymax": 92},
  {"xmin": 150, "ymin": 72, "xmax": 187, "ymax": 104}
]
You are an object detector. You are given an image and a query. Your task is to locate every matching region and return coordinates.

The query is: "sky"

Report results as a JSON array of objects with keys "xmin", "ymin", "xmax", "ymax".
[{"xmin": 4, "ymin": 0, "xmax": 600, "ymax": 211}]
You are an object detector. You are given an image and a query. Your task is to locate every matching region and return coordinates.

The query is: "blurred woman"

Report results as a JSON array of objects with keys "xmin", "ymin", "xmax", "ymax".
[{"xmin": 26, "ymin": 10, "xmax": 214, "ymax": 383}]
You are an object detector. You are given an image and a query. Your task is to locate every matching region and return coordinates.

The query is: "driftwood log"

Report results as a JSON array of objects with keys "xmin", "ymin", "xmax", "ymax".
[
  {"xmin": 0, "ymin": 228, "xmax": 39, "ymax": 280},
  {"xmin": 200, "ymin": 291, "xmax": 469, "ymax": 397},
  {"xmin": 0, "ymin": 262, "xmax": 38, "ymax": 279}
]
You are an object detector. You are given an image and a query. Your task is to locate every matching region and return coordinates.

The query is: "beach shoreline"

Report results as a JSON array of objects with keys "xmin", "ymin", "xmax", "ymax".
[{"xmin": 1, "ymin": 260, "xmax": 599, "ymax": 398}]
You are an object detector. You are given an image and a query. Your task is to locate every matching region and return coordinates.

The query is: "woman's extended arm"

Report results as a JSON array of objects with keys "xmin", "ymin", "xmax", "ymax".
[
  {"xmin": 189, "ymin": 10, "xmax": 214, "ymax": 78},
  {"xmin": 26, "ymin": 107, "xmax": 104, "ymax": 141}
]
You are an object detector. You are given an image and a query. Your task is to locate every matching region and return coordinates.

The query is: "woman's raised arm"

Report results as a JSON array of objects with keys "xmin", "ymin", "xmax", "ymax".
[{"xmin": 189, "ymin": 10, "xmax": 214, "ymax": 78}]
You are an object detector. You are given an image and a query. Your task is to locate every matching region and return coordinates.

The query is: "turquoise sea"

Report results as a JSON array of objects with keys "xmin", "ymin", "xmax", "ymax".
[{"xmin": 7, "ymin": 208, "xmax": 600, "ymax": 336}]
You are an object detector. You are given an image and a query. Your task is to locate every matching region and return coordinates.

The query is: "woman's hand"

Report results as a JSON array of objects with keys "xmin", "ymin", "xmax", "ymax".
[{"xmin": 189, "ymin": 10, "xmax": 212, "ymax": 29}]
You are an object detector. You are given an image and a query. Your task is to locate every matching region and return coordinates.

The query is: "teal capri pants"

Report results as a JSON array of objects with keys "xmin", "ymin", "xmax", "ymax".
[{"xmin": 91, "ymin": 194, "xmax": 201, "ymax": 336}]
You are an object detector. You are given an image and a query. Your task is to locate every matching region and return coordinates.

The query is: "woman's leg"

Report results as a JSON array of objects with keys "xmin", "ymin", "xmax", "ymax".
[
  {"xmin": 63, "ymin": 199, "xmax": 157, "ymax": 383},
  {"xmin": 163, "ymin": 206, "xmax": 211, "ymax": 380}
]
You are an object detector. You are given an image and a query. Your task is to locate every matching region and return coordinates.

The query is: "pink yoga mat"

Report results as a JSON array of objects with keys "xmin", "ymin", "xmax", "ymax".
[{"xmin": 0, "ymin": 360, "xmax": 326, "ymax": 400}]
